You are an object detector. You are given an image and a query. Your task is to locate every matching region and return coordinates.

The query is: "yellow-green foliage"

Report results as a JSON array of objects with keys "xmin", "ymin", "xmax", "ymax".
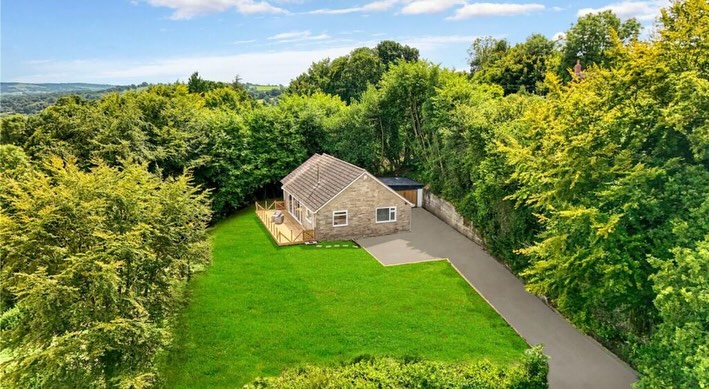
[
  {"xmin": 495, "ymin": 0, "xmax": 709, "ymax": 383},
  {"xmin": 0, "ymin": 153, "xmax": 211, "ymax": 388},
  {"xmin": 246, "ymin": 346, "xmax": 548, "ymax": 389}
]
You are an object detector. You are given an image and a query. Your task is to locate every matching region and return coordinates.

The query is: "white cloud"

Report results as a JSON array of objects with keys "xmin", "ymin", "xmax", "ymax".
[
  {"xmin": 552, "ymin": 31, "xmax": 565, "ymax": 41},
  {"xmin": 400, "ymin": 0, "xmax": 463, "ymax": 15},
  {"xmin": 13, "ymin": 32, "xmax": 488, "ymax": 85},
  {"xmin": 15, "ymin": 47, "xmax": 360, "ymax": 85},
  {"xmin": 577, "ymin": 0, "xmax": 668, "ymax": 21},
  {"xmin": 401, "ymin": 34, "xmax": 480, "ymax": 49},
  {"xmin": 268, "ymin": 31, "xmax": 310, "ymax": 40},
  {"xmin": 144, "ymin": 0, "xmax": 287, "ymax": 19},
  {"xmin": 308, "ymin": 0, "xmax": 400, "ymax": 15},
  {"xmin": 448, "ymin": 3, "xmax": 545, "ymax": 20},
  {"xmin": 267, "ymin": 30, "xmax": 330, "ymax": 42},
  {"xmin": 362, "ymin": 0, "xmax": 401, "ymax": 11}
]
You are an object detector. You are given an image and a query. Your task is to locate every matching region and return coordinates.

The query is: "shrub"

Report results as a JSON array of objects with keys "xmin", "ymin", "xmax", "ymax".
[{"xmin": 245, "ymin": 346, "xmax": 548, "ymax": 389}]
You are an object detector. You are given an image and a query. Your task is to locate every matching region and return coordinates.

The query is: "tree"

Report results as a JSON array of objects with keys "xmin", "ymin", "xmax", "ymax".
[
  {"xmin": 638, "ymin": 237, "xmax": 709, "ymax": 389},
  {"xmin": 468, "ymin": 36, "xmax": 510, "ymax": 75},
  {"xmin": 0, "ymin": 144, "xmax": 32, "ymax": 180},
  {"xmin": 0, "ymin": 115, "xmax": 30, "ymax": 146},
  {"xmin": 497, "ymin": 1, "xmax": 709, "ymax": 362},
  {"xmin": 187, "ymin": 71, "xmax": 254, "ymax": 106},
  {"xmin": 287, "ymin": 42, "xmax": 420, "ymax": 104},
  {"xmin": 374, "ymin": 40, "xmax": 420, "ymax": 69},
  {"xmin": 287, "ymin": 59, "xmax": 333, "ymax": 97},
  {"xmin": 276, "ymin": 93, "xmax": 346, "ymax": 156},
  {"xmin": 376, "ymin": 61, "xmax": 442, "ymax": 171},
  {"xmin": 559, "ymin": 11, "xmax": 641, "ymax": 80},
  {"xmin": 658, "ymin": 0, "xmax": 709, "ymax": 74},
  {"xmin": 329, "ymin": 47, "xmax": 383, "ymax": 103},
  {"xmin": 0, "ymin": 159, "xmax": 211, "ymax": 387},
  {"xmin": 471, "ymin": 34, "xmax": 558, "ymax": 94},
  {"xmin": 326, "ymin": 87, "xmax": 380, "ymax": 172}
]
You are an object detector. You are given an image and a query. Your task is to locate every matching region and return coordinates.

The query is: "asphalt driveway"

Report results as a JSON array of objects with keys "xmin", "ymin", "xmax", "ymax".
[{"xmin": 357, "ymin": 208, "xmax": 637, "ymax": 389}]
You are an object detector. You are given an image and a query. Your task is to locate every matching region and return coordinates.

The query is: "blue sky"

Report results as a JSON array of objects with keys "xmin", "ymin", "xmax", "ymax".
[{"xmin": 1, "ymin": 0, "xmax": 666, "ymax": 85}]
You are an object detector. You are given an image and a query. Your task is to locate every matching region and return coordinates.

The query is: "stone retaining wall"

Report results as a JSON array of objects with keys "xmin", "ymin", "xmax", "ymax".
[{"xmin": 423, "ymin": 190, "xmax": 486, "ymax": 247}]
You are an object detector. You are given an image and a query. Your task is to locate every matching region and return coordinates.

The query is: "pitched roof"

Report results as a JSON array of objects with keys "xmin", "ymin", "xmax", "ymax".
[{"xmin": 281, "ymin": 154, "xmax": 366, "ymax": 211}]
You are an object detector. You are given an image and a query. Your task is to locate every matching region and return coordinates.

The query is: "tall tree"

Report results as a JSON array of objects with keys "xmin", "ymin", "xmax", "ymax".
[
  {"xmin": 471, "ymin": 34, "xmax": 558, "ymax": 94},
  {"xmin": 468, "ymin": 36, "xmax": 510, "ymax": 75},
  {"xmin": 375, "ymin": 40, "xmax": 420, "ymax": 69},
  {"xmin": 559, "ymin": 10, "xmax": 641, "ymax": 80},
  {"xmin": 638, "ymin": 237, "xmax": 709, "ymax": 389},
  {"xmin": 329, "ymin": 47, "xmax": 383, "ymax": 103},
  {"xmin": 287, "ymin": 41, "xmax": 420, "ymax": 104},
  {"xmin": 0, "ymin": 158, "xmax": 211, "ymax": 387},
  {"xmin": 498, "ymin": 0, "xmax": 709, "ymax": 361}
]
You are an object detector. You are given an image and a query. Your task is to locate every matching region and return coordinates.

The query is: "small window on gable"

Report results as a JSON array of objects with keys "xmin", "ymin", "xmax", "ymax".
[
  {"xmin": 333, "ymin": 210, "xmax": 348, "ymax": 227},
  {"xmin": 376, "ymin": 207, "xmax": 396, "ymax": 223},
  {"xmin": 305, "ymin": 208, "xmax": 313, "ymax": 223}
]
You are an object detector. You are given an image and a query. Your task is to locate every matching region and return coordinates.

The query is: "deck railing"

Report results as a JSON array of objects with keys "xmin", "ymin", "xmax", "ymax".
[{"xmin": 255, "ymin": 201, "xmax": 315, "ymax": 246}]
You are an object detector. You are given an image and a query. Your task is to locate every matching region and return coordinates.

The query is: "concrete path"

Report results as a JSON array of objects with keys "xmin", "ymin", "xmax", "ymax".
[{"xmin": 357, "ymin": 208, "xmax": 637, "ymax": 389}]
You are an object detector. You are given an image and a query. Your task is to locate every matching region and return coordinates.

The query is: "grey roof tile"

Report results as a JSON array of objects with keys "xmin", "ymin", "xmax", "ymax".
[{"xmin": 281, "ymin": 154, "xmax": 365, "ymax": 211}]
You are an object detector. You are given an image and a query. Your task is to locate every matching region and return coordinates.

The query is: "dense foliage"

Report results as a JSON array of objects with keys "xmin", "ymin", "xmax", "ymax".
[
  {"xmin": 286, "ymin": 40, "xmax": 419, "ymax": 103},
  {"xmin": 0, "ymin": 149, "xmax": 211, "ymax": 387},
  {"xmin": 247, "ymin": 347, "xmax": 548, "ymax": 389},
  {"xmin": 283, "ymin": 2, "xmax": 707, "ymax": 386},
  {"xmin": 1, "ymin": 1, "xmax": 707, "ymax": 386},
  {"xmin": 0, "ymin": 83, "xmax": 147, "ymax": 115},
  {"xmin": 0, "ymin": 80, "xmax": 282, "ymax": 115},
  {"xmin": 0, "ymin": 82, "xmax": 307, "ymax": 217}
]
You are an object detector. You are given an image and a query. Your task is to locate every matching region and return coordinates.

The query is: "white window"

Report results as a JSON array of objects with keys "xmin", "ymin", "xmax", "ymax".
[
  {"xmin": 376, "ymin": 207, "xmax": 396, "ymax": 223},
  {"xmin": 305, "ymin": 208, "xmax": 313, "ymax": 223},
  {"xmin": 332, "ymin": 210, "xmax": 348, "ymax": 227}
]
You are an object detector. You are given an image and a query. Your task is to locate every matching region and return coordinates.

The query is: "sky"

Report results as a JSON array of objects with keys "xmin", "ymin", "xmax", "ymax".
[{"xmin": 1, "ymin": 0, "xmax": 667, "ymax": 85}]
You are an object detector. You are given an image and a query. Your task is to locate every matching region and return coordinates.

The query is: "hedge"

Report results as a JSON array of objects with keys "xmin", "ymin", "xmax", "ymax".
[{"xmin": 245, "ymin": 346, "xmax": 548, "ymax": 389}]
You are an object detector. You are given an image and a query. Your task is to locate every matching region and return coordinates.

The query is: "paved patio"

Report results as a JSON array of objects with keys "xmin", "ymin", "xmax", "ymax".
[{"xmin": 357, "ymin": 208, "xmax": 637, "ymax": 389}]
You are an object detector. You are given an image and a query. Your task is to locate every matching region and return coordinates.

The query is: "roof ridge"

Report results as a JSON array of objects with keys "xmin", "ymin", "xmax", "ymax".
[{"xmin": 281, "ymin": 153, "xmax": 366, "ymax": 212}]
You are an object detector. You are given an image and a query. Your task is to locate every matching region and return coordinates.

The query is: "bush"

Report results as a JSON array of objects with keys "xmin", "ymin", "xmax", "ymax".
[{"xmin": 245, "ymin": 346, "xmax": 548, "ymax": 389}]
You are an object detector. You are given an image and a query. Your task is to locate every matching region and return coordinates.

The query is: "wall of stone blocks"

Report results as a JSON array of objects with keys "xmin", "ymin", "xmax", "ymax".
[
  {"xmin": 422, "ymin": 190, "xmax": 486, "ymax": 247},
  {"xmin": 314, "ymin": 174, "xmax": 411, "ymax": 241}
]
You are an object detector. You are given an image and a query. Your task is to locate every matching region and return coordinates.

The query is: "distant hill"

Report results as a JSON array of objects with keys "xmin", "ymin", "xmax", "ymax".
[
  {"xmin": 1, "ymin": 82, "xmax": 118, "ymax": 95},
  {"xmin": 1, "ymin": 83, "xmax": 142, "ymax": 115},
  {"xmin": 0, "ymin": 81, "xmax": 284, "ymax": 115}
]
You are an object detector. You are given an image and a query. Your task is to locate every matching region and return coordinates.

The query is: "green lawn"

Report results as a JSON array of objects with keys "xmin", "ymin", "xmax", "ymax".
[{"xmin": 162, "ymin": 209, "xmax": 528, "ymax": 387}]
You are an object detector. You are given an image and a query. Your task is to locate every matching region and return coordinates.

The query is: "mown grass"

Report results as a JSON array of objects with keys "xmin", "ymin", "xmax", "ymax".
[{"xmin": 162, "ymin": 209, "xmax": 528, "ymax": 387}]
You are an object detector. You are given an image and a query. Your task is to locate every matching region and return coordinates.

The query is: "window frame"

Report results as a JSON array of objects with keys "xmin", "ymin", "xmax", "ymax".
[
  {"xmin": 375, "ymin": 206, "xmax": 397, "ymax": 223},
  {"xmin": 332, "ymin": 210, "xmax": 348, "ymax": 227},
  {"xmin": 305, "ymin": 208, "xmax": 313, "ymax": 223}
]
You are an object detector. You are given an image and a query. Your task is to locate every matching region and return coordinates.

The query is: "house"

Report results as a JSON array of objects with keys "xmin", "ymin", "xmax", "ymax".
[{"xmin": 281, "ymin": 154, "xmax": 413, "ymax": 241}]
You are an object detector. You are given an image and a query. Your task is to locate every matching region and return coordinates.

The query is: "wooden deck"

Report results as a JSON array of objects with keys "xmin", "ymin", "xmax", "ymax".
[{"xmin": 255, "ymin": 201, "xmax": 315, "ymax": 246}]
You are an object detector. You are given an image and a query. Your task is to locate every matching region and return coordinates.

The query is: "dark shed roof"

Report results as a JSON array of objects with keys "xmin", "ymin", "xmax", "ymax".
[
  {"xmin": 281, "ymin": 154, "xmax": 365, "ymax": 211},
  {"xmin": 377, "ymin": 177, "xmax": 424, "ymax": 190}
]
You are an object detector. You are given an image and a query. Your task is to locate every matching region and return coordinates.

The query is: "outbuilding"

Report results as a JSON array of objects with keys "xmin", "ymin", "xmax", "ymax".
[{"xmin": 377, "ymin": 177, "xmax": 424, "ymax": 208}]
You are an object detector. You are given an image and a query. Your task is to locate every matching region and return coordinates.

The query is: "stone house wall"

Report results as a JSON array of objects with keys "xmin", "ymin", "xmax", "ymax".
[{"xmin": 314, "ymin": 174, "xmax": 411, "ymax": 241}]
